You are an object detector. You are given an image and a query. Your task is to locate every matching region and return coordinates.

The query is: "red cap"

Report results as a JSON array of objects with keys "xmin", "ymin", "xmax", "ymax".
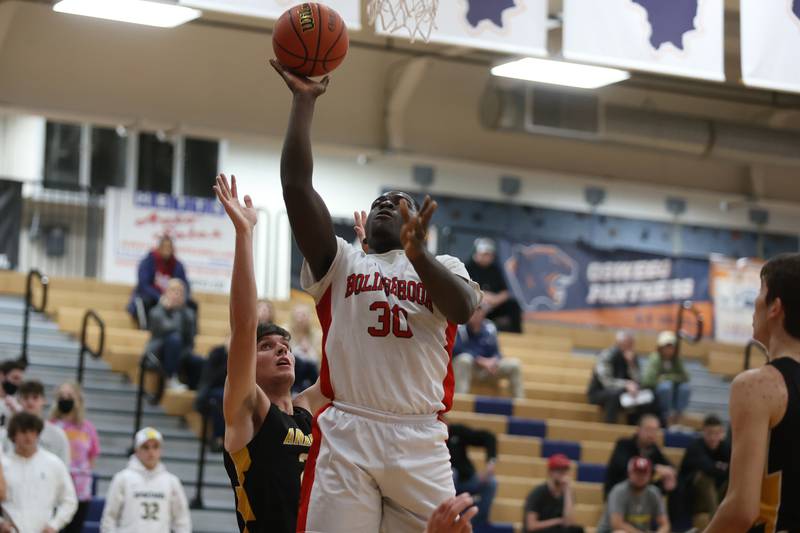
[
  {"xmin": 628, "ymin": 456, "xmax": 652, "ymax": 474},
  {"xmin": 548, "ymin": 453, "xmax": 571, "ymax": 471}
]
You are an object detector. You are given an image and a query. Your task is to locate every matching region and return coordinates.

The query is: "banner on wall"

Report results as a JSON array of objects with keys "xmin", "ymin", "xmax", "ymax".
[
  {"xmin": 179, "ymin": 0, "xmax": 362, "ymax": 29},
  {"xmin": 375, "ymin": 0, "xmax": 548, "ymax": 56},
  {"xmin": 709, "ymin": 255, "xmax": 763, "ymax": 344},
  {"xmin": 498, "ymin": 240, "xmax": 712, "ymax": 331},
  {"xmin": 740, "ymin": 0, "xmax": 800, "ymax": 93},
  {"xmin": 0, "ymin": 179, "xmax": 22, "ymax": 271},
  {"xmin": 563, "ymin": 0, "xmax": 725, "ymax": 81},
  {"xmin": 103, "ymin": 189, "xmax": 235, "ymax": 293}
]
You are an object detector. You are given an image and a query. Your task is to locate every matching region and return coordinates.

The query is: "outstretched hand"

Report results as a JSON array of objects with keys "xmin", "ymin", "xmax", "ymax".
[
  {"xmin": 214, "ymin": 174, "xmax": 257, "ymax": 233},
  {"xmin": 426, "ymin": 493, "xmax": 477, "ymax": 533},
  {"xmin": 269, "ymin": 59, "xmax": 330, "ymax": 98},
  {"xmin": 400, "ymin": 196, "xmax": 436, "ymax": 262},
  {"xmin": 353, "ymin": 210, "xmax": 368, "ymax": 253}
]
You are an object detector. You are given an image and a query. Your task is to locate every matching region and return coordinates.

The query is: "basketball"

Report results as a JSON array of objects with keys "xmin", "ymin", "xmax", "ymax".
[{"xmin": 272, "ymin": 2, "xmax": 349, "ymax": 78}]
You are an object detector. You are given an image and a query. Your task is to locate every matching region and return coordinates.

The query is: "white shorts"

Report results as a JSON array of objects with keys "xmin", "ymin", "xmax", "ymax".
[{"xmin": 297, "ymin": 402, "xmax": 455, "ymax": 533}]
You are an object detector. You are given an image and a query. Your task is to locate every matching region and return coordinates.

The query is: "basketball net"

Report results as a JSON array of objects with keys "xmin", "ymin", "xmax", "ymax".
[{"xmin": 366, "ymin": 0, "xmax": 439, "ymax": 43}]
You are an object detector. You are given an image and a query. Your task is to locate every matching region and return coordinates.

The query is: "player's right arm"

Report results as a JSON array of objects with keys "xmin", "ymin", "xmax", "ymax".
[
  {"xmin": 704, "ymin": 366, "xmax": 785, "ymax": 533},
  {"xmin": 270, "ymin": 60, "xmax": 337, "ymax": 281},
  {"xmin": 214, "ymin": 174, "xmax": 270, "ymax": 453}
]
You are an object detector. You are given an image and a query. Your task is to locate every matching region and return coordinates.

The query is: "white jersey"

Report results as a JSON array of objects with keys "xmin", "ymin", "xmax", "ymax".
[
  {"xmin": 100, "ymin": 456, "xmax": 191, "ymax": 533},
  {"xmin": 301, "ymin": 237, "xmax": 481, "ymax": 415}
]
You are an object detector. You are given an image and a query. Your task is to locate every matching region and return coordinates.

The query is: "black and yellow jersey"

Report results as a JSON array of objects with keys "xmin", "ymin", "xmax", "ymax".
[
  {"xmin": 752, "ymin": 357, "xmax": 800, "ymax": 533},
  {"xmin": 223, "ymin": 403, "xmax": 313, "ymax": 533}
]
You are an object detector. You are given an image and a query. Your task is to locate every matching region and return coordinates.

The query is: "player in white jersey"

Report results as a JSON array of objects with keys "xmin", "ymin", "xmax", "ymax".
[{"xmin": 270, "ymin": 61, "xmax": 482, "ymax": 532}]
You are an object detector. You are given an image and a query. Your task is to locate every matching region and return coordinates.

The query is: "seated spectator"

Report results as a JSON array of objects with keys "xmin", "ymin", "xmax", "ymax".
[
  {"xmin": 0, "ymin": 380, "xmax": 70, "ymax": 464},
  {"xmin": 0, "ymin": 412, "xmax": 77, "ymax": 532},
  {"xmin": 523, "ymin": 454, "xmax": 584, "ymax": 533},
  {"xmin": 127, "ymin": 235, "xmax": 194, "ymax": 328},
  {"xmin": 587, "ymin": 331, "xmax": 657, "ymax": 424},
  {"xmin": 453, "ymin": 306, "xmax": 523, "ymax": 398},
  {"xmin": 289, "ymin": 304, "xmax": 321, "ymax": 363},
  {"xmin": 257, "ymin": 298, "xmax": 275, "ymax": 326},
  {"xmin": 194, "ymin": 338, "xmax": 229, "ymax": 452},
  {"xmin": 100, "ymin": 427, "xmax": 191, "ymax": 532},
  {"xmin": 445, "ymin": 419, "xmax": 497, "ymax": 527},
  {"xmin": 466, "ymin": 238, "xmax": 522, "ymax": 333},
  {"xmin": 50, "ymin": 382, "xmax": 100, "ymax": 533},
  {"xmin": 0, "ymin": 360, "xmax": 24, "ymax": 429},
  {"xmin": 146, "ymin": 278, "xmax": 197, "ymax": 391},
  {"xmin": 642, "ymin": 331, "xmax": 691, "ymax": 427},
  {"xmin": 597, "ymin": 457, "xmax": 670, "ymax": 533},
  {"xmin": 603, "ymin": 414, "xmax": 677, "ymax": 498},
  {"xmin": 678, "ymin": 414, "xmax": 730, "ymax": 529}
]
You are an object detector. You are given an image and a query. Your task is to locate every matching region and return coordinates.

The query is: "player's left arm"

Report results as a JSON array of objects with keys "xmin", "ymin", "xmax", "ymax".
[
  {"xmin": 400, "ymin": 197, "xmax": 478, "ymax": 324},
  {"xmin": 704, "ymin": 367, "xmax": 784, "ymax": 533},
  {"xmin": 293, "ymin": 378, "xmax": 328, "ymax": 415}
]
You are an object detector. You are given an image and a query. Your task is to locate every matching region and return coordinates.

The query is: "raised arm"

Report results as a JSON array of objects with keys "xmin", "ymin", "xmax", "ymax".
[
  {"xmin": 214, "ymin": 174, "xmax": 269, "ymax": 453},
  {"xmin": 270, "ymin": 60, "xmax": 337, "ymax": 281},
  {"xmin": 400, "ymin": 198, "xmax": 477, "ymax": 324}
]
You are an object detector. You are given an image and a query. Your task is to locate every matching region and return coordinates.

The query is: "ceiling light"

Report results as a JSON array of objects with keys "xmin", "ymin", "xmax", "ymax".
[
  {"xmin": 53, "ymin": 0, "xmax": 201, "ymax": 28},
  {"xmin": 491, "ymin": 57, "xmax": 630, "ymax": 89}
]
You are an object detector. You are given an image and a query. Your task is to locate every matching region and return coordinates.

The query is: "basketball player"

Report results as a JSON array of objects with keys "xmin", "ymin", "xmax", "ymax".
[
  {"xmin": 213, "ymin": 174, "xmax": 326, "ymax": 533},
  {"xmin": 705, "ymin": 253, "xmax": 800, "ymax": 533},
  {"xmin": 270, "ymin": 60, "xmax": 482, "ymax": 532}
]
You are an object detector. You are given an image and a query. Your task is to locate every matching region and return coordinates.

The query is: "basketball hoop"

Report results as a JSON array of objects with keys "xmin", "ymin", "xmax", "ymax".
[{"xmin": 366, "ymin": 0, "xmax": 439, "ymax": 43}]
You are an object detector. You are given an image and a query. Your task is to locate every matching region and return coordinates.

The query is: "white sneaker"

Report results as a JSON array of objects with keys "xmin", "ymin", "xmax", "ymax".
[{"xmin": 167, "ymin": 377, "xmax": 188, "ymax": 391}]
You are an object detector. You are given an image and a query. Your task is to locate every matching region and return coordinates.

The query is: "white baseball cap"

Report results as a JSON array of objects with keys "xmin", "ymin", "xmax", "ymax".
[
  {"xmin": 657, "ymin": 330, "xmax": 677, "ymax": 348},
  {"xmin": 474, "ymin": 238, "xmax": 496, "ymax": 254},
  {"xmin": 134, "ymin": 427, "xmax": 163, "ymax": 449}
]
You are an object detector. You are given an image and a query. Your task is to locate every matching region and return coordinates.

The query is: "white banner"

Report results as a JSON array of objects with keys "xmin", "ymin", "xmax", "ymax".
[
  {"xmin": 741, "ymin": 0, "xmax": 800, "ymax": 93},
  {"xmin": 103, "ymin": 189, "xmax": 235, "ymax": 294},
  {"xmin": 179, "ymin": 0, "xmax": 361, "ymax": 29},
  {"xmin": 710, "ymin": 255, "xmax": 763, "ymax": 344},
  {"xmin": 563, "ymin": 0, "xmax": 725, "ymax": 81},
  {"xmin": 376, "ymin": 0, "xmax": 547, "ymax": 56}
]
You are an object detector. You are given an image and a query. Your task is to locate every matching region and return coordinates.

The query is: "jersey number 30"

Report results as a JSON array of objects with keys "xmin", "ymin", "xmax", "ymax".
[{"xmin": 367, "ymin": 302, "xmax": 413, "ymax": 338}]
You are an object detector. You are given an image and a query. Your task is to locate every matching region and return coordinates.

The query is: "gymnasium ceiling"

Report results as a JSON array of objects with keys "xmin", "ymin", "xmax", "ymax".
[{"xmin": 0, "ymin": 0, "xmax": 799, "ymax": 203}]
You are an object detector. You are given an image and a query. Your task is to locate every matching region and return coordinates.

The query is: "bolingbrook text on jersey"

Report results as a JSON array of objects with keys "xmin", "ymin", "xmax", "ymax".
[{"xmin": 345, "ymin": 273, "xmax": 433, "ymax": 312}]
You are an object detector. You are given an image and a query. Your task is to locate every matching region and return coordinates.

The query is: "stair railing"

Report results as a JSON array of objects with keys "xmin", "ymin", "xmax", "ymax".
[
  {"xmin": 20, "ymin": 269, "xmax": 49, "ymax": 366},
  {"xmin": 77, "ymin": 310, "xmax": 105, "ymax": 385}
]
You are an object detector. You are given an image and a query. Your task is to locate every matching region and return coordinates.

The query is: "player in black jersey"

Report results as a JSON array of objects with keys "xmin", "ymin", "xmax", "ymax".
[
  {"xmin": 706, "ymin": 253, "xmax": 800, "ymax": 533},
  {"xmin": 214, "ymin": 174, "xmax": 326, "ymax": 533}
]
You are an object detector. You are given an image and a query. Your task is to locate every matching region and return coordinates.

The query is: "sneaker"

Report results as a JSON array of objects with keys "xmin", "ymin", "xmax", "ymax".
[{"xmin": 167, "ymin": 377, "xmax": 188, "ymax": 392}]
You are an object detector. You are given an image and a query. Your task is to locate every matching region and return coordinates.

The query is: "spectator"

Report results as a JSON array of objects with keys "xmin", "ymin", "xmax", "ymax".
[
  {"xmin": 678, "ymin": 414, "xmax": 730, "ymax": 529},
  {"xmin": 603, "ymin": 414, "xmax": 677, "ymax": 498},
  {"xmin": 50, "ymin": 382, "xmax": 100, "ymax": 533},
  {"xmin": 194, "ymin": 338, "xmax": 229, "ymax": 452},
  {"xmin": 289, "ymin": 305, "xmax": 320, "ymax": 396},
  {"xmin": 0, "ymin": 360, "xmax": 25, "ymax": 427},
  {"xmin": 126, "ymin": 235, "xmax": 193, "ymax": 328},
  {"xmin": 597, "ymin": 457, "xmax": 670, "ymax": 533},
  {"xmin": 146, "ymin": 278, "xmax": 197, "ymax": 391},
  {"xmin": 587, "ymin": 331, "xmax": 657, "ymax": 424},
  {"xmin": 100, "ymin": 427, "xmax": 191, "ymax": 532},
  {"xmin": 465, "ymin": 238, "xmax": 522, "ymax": 333},
  {"xmin": 523, "ymin": 454, "xmax": 584, "ymax": 533},
  {"xmin": 642, "ymin": 331, "xmax": 691, "ymax": 427},
  {"xmin": 1, "ymin": 412, "xmax": 77, "ymax": 532},
  {"xmin": 257, "ymin": 298, "xmax": 275, "ymax": 326},
  {"xmin": 1, "ymin": 380, "xmax": 70, "ymax": 465},
  {"xmin": 453, "ymin": 306, "xmax": 523, "ymax": 398},
  {"xmin": 446, "ymin": 420, "xmax": 498, "ymax": 526}
]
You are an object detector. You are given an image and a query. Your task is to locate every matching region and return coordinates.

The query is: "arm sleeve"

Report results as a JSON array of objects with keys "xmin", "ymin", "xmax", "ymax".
[
  {"xmin": 485, "ymin": 322, "xmax": 500, "ymax": 358},
  {"xmin": 434, "ymin": 255, "xmax": 482, "ymax": 310},
  {"xmin": 682, "ymin": 441, "xmax": 724, "ymax": 481},
  {"xmin": 99, "ymin": 473, "xmax": 125, "ymax": 533},
  {"xmin": 300, "ymin": 237, "xmax": 350, "ymax": 302},
  {"xmin": 170, "ymin": 475, "xmax": 192, "ymax": 533},
  {"xmin": 595, "ymin": 350, "xmax": 627, "ymax": 391},
  {"xmin": 49, "ymin": 461, "xmax": 79, "ymax": 530}
]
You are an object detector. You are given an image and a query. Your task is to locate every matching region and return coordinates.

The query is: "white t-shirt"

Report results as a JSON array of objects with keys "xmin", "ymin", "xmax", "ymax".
[{"xmin": 301, "ymin": 237, "xmax": 481, "ymax": 415}]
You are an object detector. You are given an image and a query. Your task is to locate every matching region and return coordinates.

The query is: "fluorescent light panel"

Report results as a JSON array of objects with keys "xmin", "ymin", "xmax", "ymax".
[
  {"xmin": 491, "ymin": 57, "xmax": 630, "ymax": 89},
  {"xmin": 53, "ymin": 0, "xmax": 201, "ymax": 28}
]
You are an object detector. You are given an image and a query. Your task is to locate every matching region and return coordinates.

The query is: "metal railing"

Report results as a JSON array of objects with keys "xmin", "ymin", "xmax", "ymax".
[
  {"xmin": 744, "ymin": 339, "xmax": 769, "ymax": 371},
  {"xmin": 189, "ymin": 397, "xmax": 219, "ymax": 510},
  {"xmin": 20, "ymin": 269, "xmax": 49, "ymax": 366},
  {"xmin": 674, "ymin": 300, "xmax": 704, "ymax": 358},
  {"xmin": 77, "ymin": 310, "xmax": 105, "ymax": 385},
  {"xmin": 131, "ymin": 351, "xmax": 166, "ymax": 452}
]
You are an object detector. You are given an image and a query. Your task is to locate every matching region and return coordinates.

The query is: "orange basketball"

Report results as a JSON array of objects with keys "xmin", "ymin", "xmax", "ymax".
[{"xmin": 272, "ymin": 3, "xmax": 349, "ymax": 78}]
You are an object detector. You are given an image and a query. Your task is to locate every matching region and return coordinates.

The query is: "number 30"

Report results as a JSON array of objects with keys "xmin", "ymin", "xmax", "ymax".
[{"xmin": 367, "ymin": 302, "xmax": 413, "ymax": 338}]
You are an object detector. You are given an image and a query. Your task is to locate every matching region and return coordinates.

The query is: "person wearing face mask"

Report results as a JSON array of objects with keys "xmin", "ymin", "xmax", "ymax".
[
  {"xmin": 100, "ymin": 427, "xmax": 191, "ymax": 533},
  {"xmin": 49, "ymin": 382, "xmax": 100, "ymax": 533},
  {"xmin": 0, "ymin": 360, "xmax": 25, "ymax": 428}
]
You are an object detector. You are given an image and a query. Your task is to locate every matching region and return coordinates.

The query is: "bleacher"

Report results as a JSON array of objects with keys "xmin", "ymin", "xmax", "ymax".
[{"xmin": 0, "ymin": 269, "xmax": 743, "ymax": 532}]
